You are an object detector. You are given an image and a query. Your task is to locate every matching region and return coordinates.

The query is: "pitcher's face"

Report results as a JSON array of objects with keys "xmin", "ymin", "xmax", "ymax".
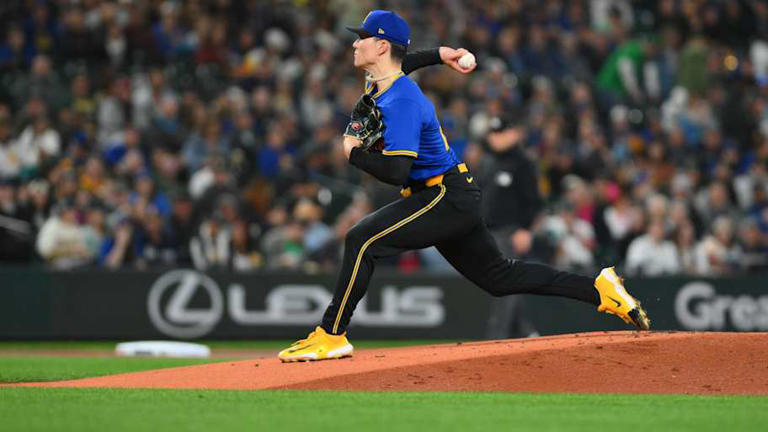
[{"xmin": 352, "ymin": 36, "xmax": 382, "ymax": 68}]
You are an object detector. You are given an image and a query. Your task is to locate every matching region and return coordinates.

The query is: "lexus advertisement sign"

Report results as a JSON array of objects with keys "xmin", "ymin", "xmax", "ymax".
[
  {"xmin": 146, "ymin": 270, "xmax": 452, "ymax": 339},
  {"xmin": 0, "ymin": 268, "xmax": 765, "ymax": 339},
  {"xmin": 0, "ymin": 268, "xmax": 491, "ymax": 339}
]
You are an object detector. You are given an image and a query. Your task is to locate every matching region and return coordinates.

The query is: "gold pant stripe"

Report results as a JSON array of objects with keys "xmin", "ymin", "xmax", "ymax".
[{"xmin": 332, "ymin": 184, "xmax": 447, "ymax": 333}]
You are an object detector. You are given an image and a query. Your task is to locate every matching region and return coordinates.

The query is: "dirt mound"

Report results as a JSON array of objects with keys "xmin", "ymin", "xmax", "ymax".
[{"xmin": 14, "ymin": 332, "xmax": 768, "ymax": 395}]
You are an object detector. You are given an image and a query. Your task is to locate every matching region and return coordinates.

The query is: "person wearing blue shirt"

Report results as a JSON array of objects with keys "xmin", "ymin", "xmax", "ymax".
[{"xmin": 279, "ymin": 10, "xmax": 650, "ymax": 362}]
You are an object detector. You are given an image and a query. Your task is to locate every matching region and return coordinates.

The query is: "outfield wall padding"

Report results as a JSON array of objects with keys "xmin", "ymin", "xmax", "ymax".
[{"xmin": 1, "ymin": 267, "xmax": 766, "ymax": 339}]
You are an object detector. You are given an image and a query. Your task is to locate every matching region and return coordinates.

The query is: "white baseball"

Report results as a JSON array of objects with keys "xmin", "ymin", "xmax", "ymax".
[{"xmin": 458, "ymin": 52, "xmax": 476, "ymax": 69}]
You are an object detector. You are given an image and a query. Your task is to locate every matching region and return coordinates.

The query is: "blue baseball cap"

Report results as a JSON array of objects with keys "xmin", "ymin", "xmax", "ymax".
[{"xmin": 346, "ymin": 10, "xmax": 410, "ymax": 47}]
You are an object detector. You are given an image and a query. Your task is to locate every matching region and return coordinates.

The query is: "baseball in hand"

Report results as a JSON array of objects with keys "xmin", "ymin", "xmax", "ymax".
[{"xmin": 458, "ymin": 53, "xmax": 476, "ymax": 69}]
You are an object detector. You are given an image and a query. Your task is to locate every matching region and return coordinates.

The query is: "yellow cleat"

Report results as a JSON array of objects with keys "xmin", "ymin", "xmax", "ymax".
[
  {"xmin": 278, "ymin": 326, "xmax": 354, "ymax": 362},
  {"xmin": 594, "ymin": 267, "xmax": 651, "ymax": 330}
]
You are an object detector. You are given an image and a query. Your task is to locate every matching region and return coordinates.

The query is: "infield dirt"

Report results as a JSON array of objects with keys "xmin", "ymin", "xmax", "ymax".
[{"xmin": 13, "ymin": 332, "xmax": 768, "ymax": 395}]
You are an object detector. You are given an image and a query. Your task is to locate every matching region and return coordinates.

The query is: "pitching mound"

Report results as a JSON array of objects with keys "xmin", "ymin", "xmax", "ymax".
[{"xmin": 14, "ymin": 332, "xmax": 768, "ymax": 394}]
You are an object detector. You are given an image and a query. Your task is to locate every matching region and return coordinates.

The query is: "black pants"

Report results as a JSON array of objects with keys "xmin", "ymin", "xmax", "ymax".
[{"xmin": 321, "ymin": 165, "xmax": 599, "ymax": 335}]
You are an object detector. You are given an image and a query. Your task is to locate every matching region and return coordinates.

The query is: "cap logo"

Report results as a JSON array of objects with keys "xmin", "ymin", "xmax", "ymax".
[{"xmin": 378, "ymin": 28, "xmax": 385, "ymax": 34}]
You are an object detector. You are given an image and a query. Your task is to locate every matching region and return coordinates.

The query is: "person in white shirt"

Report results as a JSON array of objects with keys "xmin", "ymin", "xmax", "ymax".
[
  {"xmin": 36, "ymin": 202, "xmax": 94, "ymax": 269},
  {"xmin": 14, "ymin": 116, "xmax": 60, "ymax": 176},
  {"xmin": 625, "ymin": 219, "xmax": 680, "ymax": 276}
]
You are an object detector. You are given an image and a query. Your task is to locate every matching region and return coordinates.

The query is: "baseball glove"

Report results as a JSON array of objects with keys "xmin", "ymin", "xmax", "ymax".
[{"xmin": 344, "ymin": 94, "xmax": 385, "ymax": 151}]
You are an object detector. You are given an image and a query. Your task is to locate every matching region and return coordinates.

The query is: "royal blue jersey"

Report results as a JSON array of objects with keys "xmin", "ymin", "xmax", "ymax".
[{"xmin": 365, "ymin": 73, "xmax": 460, "ymax": 182}]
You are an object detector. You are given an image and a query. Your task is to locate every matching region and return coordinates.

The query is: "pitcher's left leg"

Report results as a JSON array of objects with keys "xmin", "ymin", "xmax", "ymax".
[{"xmin": 437, "ymin": 221, "xmax": 650, "ymax": 330}]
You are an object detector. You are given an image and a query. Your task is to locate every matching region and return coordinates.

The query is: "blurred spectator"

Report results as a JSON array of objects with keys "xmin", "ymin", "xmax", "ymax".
[
  {"xmin": 59, "ymin": 7, "xmax": 107, "ymax": 68},
  {"xmin": 737, "ymin": 217, "xmax": 768, "ymax": 272},
  {"xmin": 292, "ymin": 199, "xmax": 332, "ymax": 257},
  {"xmin": 603, "ymin": 192, "xmax": 641, "ymax": 248},
  {"xmin": 82, "ymin": 205, "xmax": 106, "ymax": 259},
  {"xmin": 105, "ymin": 23, "xmax": 127, "ymax": 69},
  {"xmin": 100, "ymin": 215, "xmax": 134, "ymax": 269},
  {"xmin": 625, "ymin": 219, "xmax": 679, "ymax": 276},
  {"xmin": 14, "ymin": 115, "xmax": 60, "ymax": 180},
  {"xmin": 258, "ymin": 125, "xmax": 294, "ymax": 179},
  {"xmin": 230, "ymin": 220, "xmax": 262, "ymax": 271},
  {"xmin": 596, "ymin": 39, "xmax": 657, "ymax": 107},
  {"xmin": 540, "ymin": 202, "xmax": 595, "ymax": 271},
  {"xmin": 130, "ymin": 173, "xmax": 171, "ymax": 218},
  {"xmin": 308, "ymin": 195, "xmax": 371, "ymax": 271},
  {"xmin": 189, "ymin": 213, "xmax": 230, "ymax": 271},
  {"xmin": 156, "ymin": 194, "xmax": 190, "ymax": 266},
  {"xmin": 0, "ymin": 25, "xmax": 34, "ymax": 72},
  {"xmin": 79, "ymin": 156, "xmax": 107, "ymax": 195},
  {"xmin": 8, "ymin": 55, "xmax": 67, "ymax": 111},
  {"xmin": 22, "ymin": 179, "xmax": 52, "ymax": 232},
  {"xmin": 189, "ymin": 193, "xmax": 241, "ymax": 270},
  {"xmin": 695, "ymin": 181, "xmax": 739, "ymax": 228},
  {"xmin": 644, "ymin": 193, "xmax": 669, "ymax": 225},
  {"xmin": 191, "ymin": 158, "xmax": 239, "ymax": 218},
  {"xmin": 132, "ymin": 206, "xmax": 178, "ymax": 269},
  {"xmin": 228, "ymin": 111, "xmax": 259, "ymax": 184},
  {"xmin": 261, "ymin": 215, "xmax": 304, "ymax": 270},
  {"xmin": 0, "ymin": 115, "xmax": 20, "ymax": 179},
  {"xmin": 677, "ymin": 37, "xmax": 709, "ymax": 96},
  {"xmin": 695, "ymin": 216, "xmax": 742, "ymax": 275},
  {"xmin": 149, "ymin": 94, "xmax": 183, "ymax": 153},
  {"xmin": 182, "ymin": 119, "xmax": 228, "ymax": 173},
  {"xmin": 36, "ymin": 200, "xmax": 94, "ymax": 269},
  {"xmin": 674, "ymin": 220, "xmax": 698, "ymax": 274},
  {"xmin": 97, "ymin": 79, "xmax": 128, "ymax": 145}
]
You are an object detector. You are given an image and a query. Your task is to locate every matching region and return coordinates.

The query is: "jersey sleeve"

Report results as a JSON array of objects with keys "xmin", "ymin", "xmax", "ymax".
[
  {"xmin": 401, "ymin": 48, "xmax": 442, "ymax": 75},
  {"xmin": 380, "ymin": 98, "xmax": 420, "ymax": 158}
]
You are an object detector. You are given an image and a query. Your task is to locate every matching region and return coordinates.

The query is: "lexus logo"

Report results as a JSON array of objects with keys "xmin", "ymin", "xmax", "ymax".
[
  {"xmin": 147, "ymin": 270, "xmax": 224, "ymax": 339},
  {"xmin": 147, "ymin": 270, "xmax": 446, "ymax": 338}
]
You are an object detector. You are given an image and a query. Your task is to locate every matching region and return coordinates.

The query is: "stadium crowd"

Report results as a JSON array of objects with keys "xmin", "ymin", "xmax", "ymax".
[{"xmin": 0, "ymin": 0, "xmax": 767, "ymax": 276}]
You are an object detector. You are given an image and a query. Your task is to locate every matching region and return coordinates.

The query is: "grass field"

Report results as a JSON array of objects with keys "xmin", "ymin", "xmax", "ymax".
[
  {"xmin": 2, "ymin": 388, "xmax": 765, "ymax": 432},
  {"xmin": 1, "ymin": 341, "xmax": 766, "ymax": 432},
  {"xmin": 0, "ymin": 356, "xmax": 230, "ymax": 383},
  {"xmin": 0, "ymin": 339, "xmax": 456, "ymax": 351}
]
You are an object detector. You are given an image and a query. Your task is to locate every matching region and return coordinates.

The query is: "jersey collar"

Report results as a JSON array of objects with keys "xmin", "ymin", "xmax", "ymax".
[{"xmin": 365, "ymin": 72, "xmax": 406, "ymax": 99}]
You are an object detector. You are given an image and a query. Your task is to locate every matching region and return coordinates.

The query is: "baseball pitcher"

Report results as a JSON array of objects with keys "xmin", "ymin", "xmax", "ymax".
[{"xmin": 279, "ymin": 10, "xmax": 650, "ymax": 362}]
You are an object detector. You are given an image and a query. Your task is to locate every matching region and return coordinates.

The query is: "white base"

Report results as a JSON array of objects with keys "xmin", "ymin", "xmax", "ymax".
[{"xmin": 115, "ymin": 341, "xmax": 211, "ymax": 358}]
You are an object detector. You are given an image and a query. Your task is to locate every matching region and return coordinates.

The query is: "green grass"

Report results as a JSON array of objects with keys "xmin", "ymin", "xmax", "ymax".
[
  {"xmin": 0, "ymin": 388, "xmax": 764, "ymax": 432},
  {"xmin": 0, "ymin": 340, "xmax": 460, "ymax": 383},
  {"xmin": 0, "ymin": 339, "xmax": 459, "ymax": 351},
  {"xmin": 0, "ymin": 357, "xmax": 227, "ymax": 383}
]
